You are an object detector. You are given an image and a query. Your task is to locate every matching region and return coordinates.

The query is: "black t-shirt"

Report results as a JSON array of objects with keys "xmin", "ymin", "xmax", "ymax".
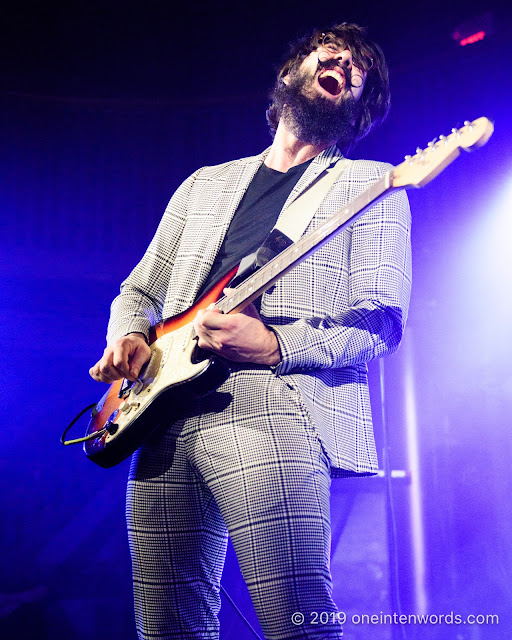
[{"xmin": 198, "ymin": 159, "xmax": 313, "ymax": 297}]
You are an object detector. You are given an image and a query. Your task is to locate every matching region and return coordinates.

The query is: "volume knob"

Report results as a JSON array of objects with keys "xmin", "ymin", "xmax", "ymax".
[{"xmin": 119, "ymin": 400, "xmax": 140, "ymax": 414}]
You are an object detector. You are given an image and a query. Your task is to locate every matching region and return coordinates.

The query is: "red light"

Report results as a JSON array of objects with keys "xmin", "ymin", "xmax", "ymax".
[{"xmin": 459, "ymin": 30, "xmax": 486, "ymax": 46}]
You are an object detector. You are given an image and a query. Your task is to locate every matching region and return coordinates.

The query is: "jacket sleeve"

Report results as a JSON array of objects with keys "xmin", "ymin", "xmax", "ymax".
[
  {"xmin": 270, "ymin": 186, "xmax": 412, "ymax": 375},
  {"xmin": 106, "ymin": 170, "xmax": 200, "ymax": 345}
]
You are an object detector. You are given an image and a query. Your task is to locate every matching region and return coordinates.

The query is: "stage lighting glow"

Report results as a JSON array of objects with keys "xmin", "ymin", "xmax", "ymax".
[
  {"xmin": 456, "ymin": 174, "xmax": 512, "ymax": 289},
  {"xmin": 480, "ymin": 179, "xmax": 512, "ymax": 277},
  {"xmin": 452, "ymin": 12, "xmax": 493, "ymax": 46},
  {"xmin": 459, "ymin": 30, "xmax": 486, "ymax": 46},
  {"xmin": 452, "ymin": 171, "xmax": 512, "ymax": 360}
]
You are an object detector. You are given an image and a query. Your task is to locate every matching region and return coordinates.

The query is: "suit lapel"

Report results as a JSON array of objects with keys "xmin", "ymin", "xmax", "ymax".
[
  {"xmin": 199, "ymin": 148, "xmax": 270, "ymax": 265},
  {"xmin": 277, "ymin": 145, "xmax": 343, "ymax": 218},
  {"xmin": 165, "ymin": 150, "xmax": 270, "ymax": 314}
]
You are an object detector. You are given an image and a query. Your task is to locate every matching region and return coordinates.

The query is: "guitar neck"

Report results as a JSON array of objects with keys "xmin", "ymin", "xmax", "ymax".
[{"xmin": 216, "ymin": 169, "xmax": 395, "ymax": 314}]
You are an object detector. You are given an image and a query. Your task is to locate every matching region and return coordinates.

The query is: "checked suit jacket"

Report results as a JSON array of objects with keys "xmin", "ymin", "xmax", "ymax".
[{"xmin": 107, "ymin": 145, "xmax": 412, "ymax": 476}]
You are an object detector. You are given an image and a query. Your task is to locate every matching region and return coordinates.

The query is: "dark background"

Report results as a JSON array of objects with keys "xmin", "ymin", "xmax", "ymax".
[{"xmin": 1, "ymin": 1, "xmax": 511, "ymax": 639}]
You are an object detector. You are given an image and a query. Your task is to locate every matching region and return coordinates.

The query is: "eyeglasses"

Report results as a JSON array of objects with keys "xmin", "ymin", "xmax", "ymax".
[{"xmin": 317, "ymin": 33, "xmax": 374, "ymax": 72}]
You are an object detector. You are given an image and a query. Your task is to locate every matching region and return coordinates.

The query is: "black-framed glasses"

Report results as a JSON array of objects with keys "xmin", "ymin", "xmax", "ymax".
[{"xmin": 317, "ymin": 33, "xmax": 374, "ymax": 72}]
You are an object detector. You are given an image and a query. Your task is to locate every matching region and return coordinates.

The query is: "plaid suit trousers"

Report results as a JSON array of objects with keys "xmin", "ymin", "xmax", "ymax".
[{"xmin": 127, "ymin": 366, "xmax": 344, "ymax": 639}]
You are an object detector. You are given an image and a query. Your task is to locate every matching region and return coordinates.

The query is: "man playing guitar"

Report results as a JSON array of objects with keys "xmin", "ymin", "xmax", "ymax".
[{"xmin": 90, "ymin": 22, "xmax": 412, "ymax": 640}]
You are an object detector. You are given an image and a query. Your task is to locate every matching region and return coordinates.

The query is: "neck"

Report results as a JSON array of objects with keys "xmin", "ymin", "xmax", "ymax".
[{"xmin": 264, "ymin": 120, "xmax": 334, "ymax": 172}]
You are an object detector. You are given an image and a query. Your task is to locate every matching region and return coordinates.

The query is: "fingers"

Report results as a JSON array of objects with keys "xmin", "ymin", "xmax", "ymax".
[
  {"xmin": 89, "ymin": 351, "xmax": 122, "ymax": 383},
  {"xmin": 127, "ymin": 343, "xmax": 151, "ymax": 379},
  {"xmin": 195, "ymin": 307, "xmax": 226, "ymax": 331},
  {"xmin": 112, "ymin": 340, "xmax": 138, "ymax": 380},
  {"xmin": 193, "ymin": 308, "xmax": 228, "ymax": 353},
  {"xmin": 89, "ymin": 334, "xmax": 151, "ymax": 384},
  {"xmin": 196, "ymin": 301, "xmax": 260, "ymax": 330},
  {"xmin": 223, "ymin": 289, "xmax": 261, "ymax": 320}
]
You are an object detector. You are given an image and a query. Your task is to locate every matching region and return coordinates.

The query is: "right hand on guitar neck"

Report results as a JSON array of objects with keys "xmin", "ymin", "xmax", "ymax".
[{"xmin": 89, "ymin": 333, "xmax": 151, "ymax": 384}]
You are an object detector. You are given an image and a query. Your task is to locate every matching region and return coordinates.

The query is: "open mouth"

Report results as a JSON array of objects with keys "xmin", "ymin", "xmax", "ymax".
[{"xmin": 318, "ymin": 70, "xmax": 343, "ymax": 97}]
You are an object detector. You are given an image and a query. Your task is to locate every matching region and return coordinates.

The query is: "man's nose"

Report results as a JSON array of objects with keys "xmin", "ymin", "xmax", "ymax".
[{"xmin": 332, "ymin": 49, "xmax": 352, "ymax": 69}]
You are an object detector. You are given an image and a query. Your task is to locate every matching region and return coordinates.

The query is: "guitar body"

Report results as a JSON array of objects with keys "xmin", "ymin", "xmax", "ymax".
[{"xmin": 83, "ymin": 270, "xmax": 236, "ymax": 468}]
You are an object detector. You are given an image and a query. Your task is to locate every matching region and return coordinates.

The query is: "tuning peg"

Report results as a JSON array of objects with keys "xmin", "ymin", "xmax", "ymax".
[
  {"xmin": 427, "ymin": 138, "xmax": 437, "ymax": 149},
  {"xmin": 464, "ymin": 120, "xmax": 473, "ymax": 129},
  {"xmin": 439, "ymin": 134, "xmax": 448, "ymax": 145},
  {"xmin": 415, "ymin": 147, "xmax": 426, "ymax": 163},
  {"xmin": 404, "ymin": 154, "xmax": 413, "ymax": 164}
]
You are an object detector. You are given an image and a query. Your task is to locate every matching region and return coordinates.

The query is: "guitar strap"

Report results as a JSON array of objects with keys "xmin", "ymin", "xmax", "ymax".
[
  {"xmin": 233, "ymin": 157, "xmax": 352, "ymax": 284},
  {"xmin": 274, "ymin": 156, "xmax": 353, "ymax": 241}
]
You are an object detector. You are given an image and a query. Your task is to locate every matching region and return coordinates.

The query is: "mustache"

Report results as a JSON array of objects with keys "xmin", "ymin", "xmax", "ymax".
[{"xmin": 316, "ymin": 58, "xmax": 354, "ymax": 89}]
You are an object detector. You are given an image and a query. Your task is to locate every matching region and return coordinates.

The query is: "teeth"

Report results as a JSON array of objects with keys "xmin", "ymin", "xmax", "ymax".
[{"xmin": 319, "ymin": 70, "xmax": 343, "ymax": 86}]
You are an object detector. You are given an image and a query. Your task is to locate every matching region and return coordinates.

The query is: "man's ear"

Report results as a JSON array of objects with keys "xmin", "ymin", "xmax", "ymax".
[{"xmin": 282, "ymin": 74, "xmax": 290, "ymax": 86}]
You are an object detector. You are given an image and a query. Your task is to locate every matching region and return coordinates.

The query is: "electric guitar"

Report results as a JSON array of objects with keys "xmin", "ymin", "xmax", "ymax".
[{"xmin": 78, "ymin": 117, "xmax": 493, "ymax": 467}]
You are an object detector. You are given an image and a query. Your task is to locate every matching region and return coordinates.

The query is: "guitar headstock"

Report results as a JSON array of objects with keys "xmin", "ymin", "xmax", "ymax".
[{"xmin": 392, "ymin": 117, "xmax": 494, "ymax": 189}]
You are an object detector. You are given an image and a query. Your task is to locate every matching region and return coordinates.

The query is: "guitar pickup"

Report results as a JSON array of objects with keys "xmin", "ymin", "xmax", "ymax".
[
  {"xmin": 117, "ymin": 356, "xmax": 153, "ymax": 398},
  {"xmin": 118, "ymin": 378, "xmax": 133, "ymax": 399},
  {"xmin": 118, "ymin": 377, "xmax": 145, "ymax": 398}
]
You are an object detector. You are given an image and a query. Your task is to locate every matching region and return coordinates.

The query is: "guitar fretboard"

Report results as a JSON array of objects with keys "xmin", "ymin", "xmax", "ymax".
[{"xmin": 216, "ymin": 170, "xmax": 394, "ymax": 315}]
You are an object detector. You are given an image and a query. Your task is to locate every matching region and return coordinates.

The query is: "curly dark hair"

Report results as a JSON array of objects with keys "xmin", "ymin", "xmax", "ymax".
[{"xmin": 266, "ymin": 23, "xmax": 391, "ymax": 148}]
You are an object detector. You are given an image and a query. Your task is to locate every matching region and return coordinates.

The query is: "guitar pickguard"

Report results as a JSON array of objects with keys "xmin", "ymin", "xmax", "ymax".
[{"xmin": 84, "ymin": 322, "xmax": 229, "ymax": 467}]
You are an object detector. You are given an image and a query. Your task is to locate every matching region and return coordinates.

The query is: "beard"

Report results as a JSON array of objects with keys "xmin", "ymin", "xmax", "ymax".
[{"xmin": 269, "ymin": 64, "xmax": 361, "ymax": 151}]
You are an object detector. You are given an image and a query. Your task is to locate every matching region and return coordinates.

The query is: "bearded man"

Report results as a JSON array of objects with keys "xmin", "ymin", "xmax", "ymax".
[{"xmin": 90, "ymin": 22, "xmax": 412, "ymax": 640}]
